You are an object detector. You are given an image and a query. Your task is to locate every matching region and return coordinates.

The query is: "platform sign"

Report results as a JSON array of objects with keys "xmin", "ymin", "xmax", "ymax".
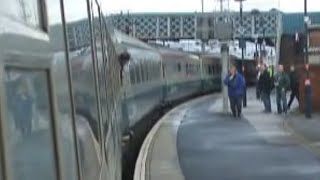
[
  {"xmin": 196, "ymin": 15, "xmax": 215, "ymax": 41},
  {"xmin": 239, "ymin": 39, "xmax": 246, "ymax": 49},
  {"xmin": 308, "ymin": 26, "xmax": 320, "ymax": 65},
  {"xmin": 214, "ymin": 22, "xmax": 233, "ymax": 41}
]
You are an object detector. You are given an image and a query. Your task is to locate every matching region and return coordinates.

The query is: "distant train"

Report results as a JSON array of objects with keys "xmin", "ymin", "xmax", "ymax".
[{"xmin": 0, "ymin": 1, "xmax": 257, "ymax": 180}]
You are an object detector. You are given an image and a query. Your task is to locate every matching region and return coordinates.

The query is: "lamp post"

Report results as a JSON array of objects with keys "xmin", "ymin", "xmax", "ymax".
[
  {"xmin": 304, "ymin": 0, "xmax": 309, "ymax": 64},
  {"xmin": 260, "ymin": 16, "xmax": 267, "ymax": 58},
  {"xmin": 235, "ymin": 0, "xmax": 245, "ymax": 74},
  {"xmin": 235, "ymin": 0, "xmax": 246, "ymax": 107},
  {"xmin": 303, "ymin": 0, "xmax": 312, "ymax": 118},
  {"xmin": 251, "ymin": 9, "xmax": 260, "ymax": 59},
  {"xmin": 201, "ymin": 0, "xmax": 205, "ymax": 54}
]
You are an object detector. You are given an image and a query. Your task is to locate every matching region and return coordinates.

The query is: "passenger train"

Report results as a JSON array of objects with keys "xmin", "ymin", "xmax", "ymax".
[{"xmin": 0, "ymin": 1, "xmax": 256, "ymax": 180}]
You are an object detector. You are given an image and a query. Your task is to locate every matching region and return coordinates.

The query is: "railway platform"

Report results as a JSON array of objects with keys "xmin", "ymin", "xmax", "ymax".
[{"xmin": 134, "ymin": 90, "xmax": 320, "ymax": 180}]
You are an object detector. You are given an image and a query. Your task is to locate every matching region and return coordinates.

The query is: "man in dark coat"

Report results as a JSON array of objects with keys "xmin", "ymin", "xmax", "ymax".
[
  {"xmin": 258, "ymin": 64, "xmax": 272, "ymax": 113},
  {"xmin": 224, "ymin": 64, "xmax": 246, "ymax": 118},
  {"xmin": 287, "ymin": 65, "xmax": 299, "ymax": 109}
]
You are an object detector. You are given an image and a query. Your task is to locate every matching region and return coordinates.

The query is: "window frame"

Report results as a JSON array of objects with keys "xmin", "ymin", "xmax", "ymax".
[
  {"xmin": 88, "ymin": 0, "xmax": 107, "ymax": 165},
  {"xmin": 39, "ymin": 0, "xmax": 49, "ymax": 32},
  {"xmin": 0, "ymin": 52, "xmax": 65, "ymax": 180}
]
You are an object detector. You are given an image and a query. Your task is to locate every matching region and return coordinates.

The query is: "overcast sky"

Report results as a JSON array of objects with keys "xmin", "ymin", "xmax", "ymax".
[
  {"xmin": 101, "ymin": 0, "xmax": 319, "ymax": 14},
  {"xmin": 49, "ymin": 0, "xmax": 319, "ymax": 24}
]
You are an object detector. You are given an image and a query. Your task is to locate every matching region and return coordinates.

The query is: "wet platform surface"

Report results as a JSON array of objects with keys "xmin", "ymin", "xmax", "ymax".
[
  {"xmin": 135, "ymin": 92, "xmax": 320, "ymax": 180},
  {"xmin": 178, "ymin": 99, "xmax": 320, "ymax": 180}
]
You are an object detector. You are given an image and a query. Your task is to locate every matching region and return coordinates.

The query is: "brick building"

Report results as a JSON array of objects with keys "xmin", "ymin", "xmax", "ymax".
[{"xmin": 298, "ymin": 25, "xmax": 320, "ymax": 112}]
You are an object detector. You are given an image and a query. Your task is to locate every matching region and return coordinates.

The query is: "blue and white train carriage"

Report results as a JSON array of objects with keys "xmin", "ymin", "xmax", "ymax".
[
  {"xmin": 114, "ymin": 30, "xmax": 163, "ymax": 132},
  {"xmin": 159, "ymin": 47, "xmax": 202, "ymax": 102}
]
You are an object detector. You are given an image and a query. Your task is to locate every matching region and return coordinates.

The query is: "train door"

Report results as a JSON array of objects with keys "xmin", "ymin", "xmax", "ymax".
[
  {"xmin": 0, "ymin": 55, "xmax": 63, "ymax": 180},
  {"xmin": 0, "ymin": 0, "xmax": 79, "ymax": 180}
]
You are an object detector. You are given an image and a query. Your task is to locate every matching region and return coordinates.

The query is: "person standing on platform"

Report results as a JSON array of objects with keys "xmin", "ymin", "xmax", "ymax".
[
  {"xmin": 274, "ymin": 64, "xmax": 290, "ymax": 114},
  {"xmin": 224, "ymin": 64, "xmax": 246, "ymax": 118},
  {"xmin": 287, "ymin": 65, "xmax": 300, "ymax": 110},
  {"xmin": 258, "ymin": 64, "xmax": 272, "ymax": 113}
]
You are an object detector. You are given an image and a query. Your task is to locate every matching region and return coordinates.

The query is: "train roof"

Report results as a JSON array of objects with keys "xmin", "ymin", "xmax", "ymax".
[
  {"xmin": 202, "ymin": 52, "xmax": 255, "ymax": 61},
  {"xmin": 113, "ymin": 29, "xmax": 155, "ymax": 51},
  {"xmin": 152, "ymin": 45, "xmax": 200, "ymax": 61}
]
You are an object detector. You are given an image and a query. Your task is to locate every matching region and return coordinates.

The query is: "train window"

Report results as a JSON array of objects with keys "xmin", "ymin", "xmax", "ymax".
[
  {"xmin": 152, "ymin": 63, "xmax": 156, "ymax": 81},
  {"xmin": 149, "ymin": 62, "xmax": 153, "ymax": 81},
  {"xmin": 145, "ymin": 62, "xmax": 149, "ymax": 82},
  {"xmin": 145, "ymin": 62, "xmax": 150, "ymax": 81},
  {"xmin": 212, "ymin": 65, "xmax": 216, "ymax": 74},
  {"xmin": 177, "ymin": 63, "xmax": 181, "ymax": 72},
  {"xmin": 144, "ymin": 62, "xmax": 148, "ymax": 81},
  {"xmin": 208, "ymin": 66, "xmax": 211, "ymax": 74},
  {"xmin": 151, "ymin": 62, "xmax": 154, "ymax": 81},
  {"xmin": 148, "ymin": 63, "xmax": 153, "ymax": 81},
  {"xmin": 129, "ymin": 65, "xmax": 136, "ymax": 84},
  {"xmin": 92, "ymin": 1, "xmax": 107, "ymax": 146},
  {"xmin": 64, "ymin": 1, "xmax": 104, "ymax": 179},
  {"xmin": 185, "ymin": 64, "xmax": 189, "ymax": 75},
  {"xmin": 162, "ymin": 64, "xmax": 166, "ymax": 78},
  {"xmin": 4, "ymin": 68, "xmax": 57, "ymax": 180},
  {"xmin": 0, "ymin": 0, "xmax": 43, "ymax": 29},
  {"xmin": 51, "ymin": 55, "xmax": 79, "ymax": 180},
  {"xmin": 140, "ymin": 63, "xmax": 145, "ymax": 82},
  {"xmin": 146, "ymin": 63, "xmax": 150, "ymax": 81},
  {"xmin": 135, "ymin": 65, "xmax": 141, "ymax": 83},
  {"xmin": 46, "ymin": 0, "xmax": 79, "ymax": 179},
  {"xmin": 157, "ymin": 63, "xmax": 161, "ymax": 80}
]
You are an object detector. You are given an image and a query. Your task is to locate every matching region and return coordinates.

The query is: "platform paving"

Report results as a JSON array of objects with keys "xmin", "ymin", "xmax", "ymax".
[{"xmin": 138, "ymin": 91, "xmax": 320, "ymax": 180}]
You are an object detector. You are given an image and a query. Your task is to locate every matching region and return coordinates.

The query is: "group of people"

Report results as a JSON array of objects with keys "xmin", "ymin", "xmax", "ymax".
[
  {"xmin": 223, "ymin": 62, "xmax": 301, "ymax": 118},
  {"xmin": 257, "ymin": 64, "xmax": 299, "ymax": 115}
]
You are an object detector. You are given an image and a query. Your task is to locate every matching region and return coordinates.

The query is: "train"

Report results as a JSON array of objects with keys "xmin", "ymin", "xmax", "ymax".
[
  {"xmin": 0, "ymin": 1, "xmax": 257, "ymax": 180},
  {"xmin": 113, "ymin": 30, "xmax": 225, "ymax": 179}
]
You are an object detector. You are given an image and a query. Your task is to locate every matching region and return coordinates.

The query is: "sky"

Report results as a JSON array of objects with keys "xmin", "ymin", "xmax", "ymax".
[
  {"xmin": 101, "ymin": 0, "xmax": 320, "ymax": 14},
  {"xmin": 48, "ymin": 0, "xmax": 319, "ymax": 24}
]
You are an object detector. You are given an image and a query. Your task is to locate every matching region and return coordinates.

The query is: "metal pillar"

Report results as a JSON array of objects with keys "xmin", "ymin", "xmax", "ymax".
[
  {"xmin": 201, "ymin": 0, "xmax": 205, "ymax": 54},
  {"xmin": 240, "ymin": 1, "xmax": 244, "ymax": 74},
  {"xmin": 221, "ymin": 43, "xmax": 229, "ymax": 113},
  {"xmin": 304, "ymin": 0, "xmax": 312, "ymax": 118},
  {"xmin": 304, "ymin": 0, "xmax": 309, "ymax": 64},
  {"xmin": 201, "ymin": 0, "xmax": 204, "ymax": 13},
  {"xmin": 236, "ymin": 0, "xmax": 247, "ymax": 107},
  {"xmin": 251, "ymin": 9, "xmax": 260, "ymax": 58}
]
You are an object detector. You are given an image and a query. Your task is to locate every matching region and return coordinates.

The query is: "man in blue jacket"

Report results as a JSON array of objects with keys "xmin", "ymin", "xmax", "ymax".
[{"xmin": 224, "ymin": 64, "xmax": 246, "ymax": 118}]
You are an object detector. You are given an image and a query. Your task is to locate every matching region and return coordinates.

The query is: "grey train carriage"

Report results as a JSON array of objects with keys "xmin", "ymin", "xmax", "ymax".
[
  {"xmin": 0, "ymin": 0, "xmax": 126, "ymax": 180},
  {"xmin": 117, "ymin": 33, "xmax": 223, "ymax": 137}
]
